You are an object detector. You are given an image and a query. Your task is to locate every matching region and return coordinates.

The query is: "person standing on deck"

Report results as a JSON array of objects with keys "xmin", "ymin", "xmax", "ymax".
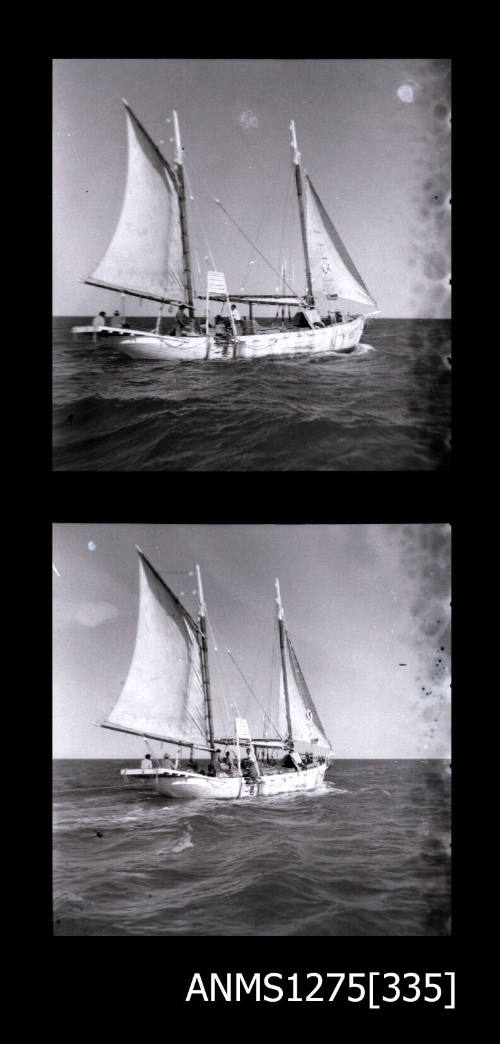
[
  {"xmin": 215, "ymin": 749, "xmax": 228, "ymax": 774},
  {"xmin": 174, "ymin": 305, "xmax": 189, "ymax": 336},
  {"xmin": 92, "ymin": 311, "xmax": 107, "ymax": 340},
  {"xmin": 221, "ymin": 750, "xmax": 238, "ymax": 776},
  {"xmin": 241, "ymin": 747, "xmax": 260, "ymax": 781},
  {"xmin": 281, "ymin": 744, "xmax": 303, "ymax": 771},
  {"xmin": 230, "ymin": 303, "xmax": 242, "ymax": 334}
]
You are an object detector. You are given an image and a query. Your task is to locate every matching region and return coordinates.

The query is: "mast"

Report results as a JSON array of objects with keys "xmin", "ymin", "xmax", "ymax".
[
  {"xmin": 290, "ymin": 120, "xmax": 314, "ymax": 308},
  {"xmin": 196, "ymin": 564, "xmax": 216, "ymax": 768},
  {"xmin": 173, "ymin": 110, "xmax": 195, "ymax": 313},
  {"xmin": 275, "ymin": 578, "xmax": 292, "ymax": 744}
]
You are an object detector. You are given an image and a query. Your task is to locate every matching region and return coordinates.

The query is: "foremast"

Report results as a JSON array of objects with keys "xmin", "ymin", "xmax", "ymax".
[
  {"xmin": 173, "ymin": 110, "xmax": 195, "ymax": 314},
  {"xmin": 290, "ymin": 121, "xmax": 314, "ymax": 309},
  {"xmin": 196, "ymin": 564, "xmax": 216, "ymax": 772}
]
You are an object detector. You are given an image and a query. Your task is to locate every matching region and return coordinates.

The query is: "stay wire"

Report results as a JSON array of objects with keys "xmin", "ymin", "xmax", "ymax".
[
  {"xmin": 215, "ymin": 199, "xmax": 300, "ymax": 298},
  {"xmin": 184, "ymin": 152, "xmax": 301, "ymax": 298},
  {"xmin": 226, "ymin": 649, "xmax": 282, "ymax": 740}
]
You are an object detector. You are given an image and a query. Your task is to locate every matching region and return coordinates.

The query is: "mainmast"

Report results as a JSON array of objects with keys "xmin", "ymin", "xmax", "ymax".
[
  {"xmin": 275, "ymin": 577, "xmax": 292, "ymax": 745},
  {"xmin": 196, "ymin": 564, "xmax": 216, "ymax": 769},
  {"xmin": 290, "ymin": 120, "xmax": 314, "ymax": 309},
  {"xmin": 173, "ymin": 110, "xmax": 195, "ymax": 313}
]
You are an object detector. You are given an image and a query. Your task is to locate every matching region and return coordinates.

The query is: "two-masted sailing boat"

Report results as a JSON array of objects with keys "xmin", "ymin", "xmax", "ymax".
[
  {"xmin": 98, "ymin": 548, "xmax": 333, "ymax": 799},
  {"xmin": 74, "ymin": 101, "xmax": 378, "ymax": 361}
]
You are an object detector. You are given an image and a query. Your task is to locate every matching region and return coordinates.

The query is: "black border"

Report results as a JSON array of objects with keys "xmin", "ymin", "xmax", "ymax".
[{"xmin": 48, "ymin": 48, "xmax": 459, "ymax": 1029}]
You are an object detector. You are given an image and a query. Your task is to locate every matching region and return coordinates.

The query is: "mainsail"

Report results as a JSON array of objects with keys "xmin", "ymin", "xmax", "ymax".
[
  {"xmin": 304, "ymin": 174, "xmax": 377, "ymax": 309},
  {"xmin": 86, "ymin": 102, "xmax": 186, "ymax": 304},
  {"xmin": 102, "ymin": 550, "xmax": 207, "ymax": 746},
  {"xmin": 279, "ymin": 629, "xmax": 331, "ymax": 748}
]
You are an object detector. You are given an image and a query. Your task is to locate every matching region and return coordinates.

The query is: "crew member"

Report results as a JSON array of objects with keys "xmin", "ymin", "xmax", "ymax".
[
  {"xmin": 281, "ymin": 744, "xmax": 303, "ymax": 771},
  {"xmin": 230, "ymin": 303, "xmax": 242, "ymax": 334},
  {"xmin": 241, "ymin": 747, "xmax": 259, "ymax": 781},
  {"xmin": 92, "ymin": 311, "xmax": 107, "ymax": 340},
  {"xmin": 174, "ymin": 305, "xmax": 189, "ymax": 336}
]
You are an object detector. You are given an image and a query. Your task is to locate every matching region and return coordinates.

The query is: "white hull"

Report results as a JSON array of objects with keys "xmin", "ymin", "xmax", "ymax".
[
  {"xmin": 116, "ymin": 333, "xmax": 217, "ymax": 360},
  {"xmin": 236, "ymin": 317, "xmax": 365, "ymax": 358},
  {"xmin": 149, "ymin": 763, "xmax": 328, "ymax": 800},
  {"xmin": 71, "ymin": 325, "xmax": 131, "ymax": 336},
  {"xmin": 112, "ymin": 317, "xmax": 364, "ymax": 361}
]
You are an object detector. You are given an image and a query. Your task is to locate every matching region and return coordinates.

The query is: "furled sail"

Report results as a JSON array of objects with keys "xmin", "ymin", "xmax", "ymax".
[
  {"xmin": 279, "ymin": 630, "xmax": 331, "ymax": 748},
  {"xmin": 86, "ymin": 103, "xmax": 186, "ymax": 304},
  {"xmin": 103, "ymin": 550, "xmax": 207, "ymax": 746},
  {"xmin": 305, "ymin": 174, "xmax": 377, "ymax": 309}
]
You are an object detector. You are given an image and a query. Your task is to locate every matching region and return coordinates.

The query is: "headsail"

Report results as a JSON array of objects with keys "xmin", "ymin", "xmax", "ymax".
[
  {"xmin": 102, "ymin": 550, "xmax": 207, "ymax": 746},
  {"xmin": 304, "ymin": 174, "xmax": 377, "ymax": 309},
  {"xmin": 279, "ymin": 630, "xmax": 331, "ymax": 748},
  {"xmin": 86, "ymin": 102, "xmax": 186, "ymax": 304}
]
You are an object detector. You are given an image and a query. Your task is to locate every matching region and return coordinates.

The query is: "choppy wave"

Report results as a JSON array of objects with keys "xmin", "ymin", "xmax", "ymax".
[
  {"xmin": 53, "ymin": 759, "xmax": 451, "ymax": 936},
  {"xmin": 53, "ymin": 319, "xmax": 451, "ymax": 470}
]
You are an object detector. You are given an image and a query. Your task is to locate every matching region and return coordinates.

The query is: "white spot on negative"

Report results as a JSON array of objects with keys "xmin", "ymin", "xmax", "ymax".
[{"xmin": 397, "ymin": 84, "xmax": 414, "ymax": 103}]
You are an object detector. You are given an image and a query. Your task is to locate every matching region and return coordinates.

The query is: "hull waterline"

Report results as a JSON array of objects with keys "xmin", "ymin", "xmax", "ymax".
[
  {"xmin": 115, "ymin": 333, "xmax": 217, "ymax": 360},
  {"xmin": 151, "ymin": 763, "xmax": 328, "ymax": 799},
  {"xmin": 236, "ymin": 317, "xmax": 365, "ymax": 358},
  {"xmin": 113, "ymin": 317, "xmax": 365, "ymax": 361}
]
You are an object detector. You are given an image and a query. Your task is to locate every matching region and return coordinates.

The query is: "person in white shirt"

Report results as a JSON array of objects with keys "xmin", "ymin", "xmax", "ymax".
[{"xmin": 230, "ymin": 303, "xmax": 242, "ymax": 334}]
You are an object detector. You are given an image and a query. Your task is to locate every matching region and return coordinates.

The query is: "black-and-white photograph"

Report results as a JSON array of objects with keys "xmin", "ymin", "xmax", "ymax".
[
  {"xmin": 53, "ymin": 523, "xmax": 451, "ymax": 938},
  {"xmin": 53, "ymin": 58, "xmax": 451, "ymax": 471}
]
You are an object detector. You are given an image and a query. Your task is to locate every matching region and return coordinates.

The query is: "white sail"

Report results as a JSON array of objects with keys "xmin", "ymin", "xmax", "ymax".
[
  {"xmin": 87, "ymin": 103, "xmax": 186, "ymax": 304},
  {"xmin": 279, "ymin": 631, "xmax": 331, "ymax": 748},
  {"xmin": 305, "ymin": 174, "xmax": 377, "ymax": 309},
  {"xmin": 105, "ymin": 551, "xmax": 207, "ymax": 745}
]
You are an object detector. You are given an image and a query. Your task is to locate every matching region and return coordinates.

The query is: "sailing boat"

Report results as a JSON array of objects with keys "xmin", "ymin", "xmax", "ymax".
[
  {"xmin": 98, "ymin": 548, "xmax": 333, "ymax": 800},
  {"xmin": 73, "ymin": 101, "xmax": 378, "ymax": 361}
]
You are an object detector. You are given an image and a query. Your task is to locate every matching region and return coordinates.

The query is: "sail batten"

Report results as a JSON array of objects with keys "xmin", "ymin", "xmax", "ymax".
[
  {"xmin": 305, "ymin": 174, "xmax": 377, "ymax": 309},
  {"xmin": 106, "ymin": 552, "xmax": 207, "ymax": 747},
  {"xmin": 88, "ymin": 105, "xmax": 186, "ymax": 304}
]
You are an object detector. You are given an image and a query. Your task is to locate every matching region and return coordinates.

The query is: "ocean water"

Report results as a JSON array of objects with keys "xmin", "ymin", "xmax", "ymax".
[
  {"xmin": 52, "ymin": 318, "xmax": 451, "ymax": 471},
  {"xmin": 53, "ymin": 759, "xmax": 451, "ymax": 937}
]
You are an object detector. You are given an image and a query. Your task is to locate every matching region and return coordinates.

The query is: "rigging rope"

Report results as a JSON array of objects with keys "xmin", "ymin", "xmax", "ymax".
[
  {"xmin": 184, "ymin": 161, "xmax": 217, "ymax": 271},
  {"xmin": 226, "ymin": 649, "xmax": 282, "ymax": 739},
  {"xmin": 183, "ymin": 152, "xmax": 302, "ymax": 298},
  {"xmin": 214, "ymin": 199, "xmax": 300, "ymax": 297},
  {"xmin": 206, "ymin": 614, "xmax": 241, "ymax": 729},
  {"xmin": 237, "ymin": 154, "xmax": 289, "ymax": 292}
]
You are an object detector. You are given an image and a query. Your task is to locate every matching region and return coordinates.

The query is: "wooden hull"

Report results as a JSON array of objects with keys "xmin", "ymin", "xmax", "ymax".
[
  {"xmin": 71, "ymin": 325, "xmax": 130, "ymax": 337},
  {"xmin": 115, "ymin": 334, "xmax": 218, "ymax": 360},
  {"xmin": 235, "ymin": 317, "xmax": 365, "ymax": 358},
  {"xmin": 152, "ymin": 763, "xmax": 328, "ymax": 800},
  {"xmin": 112, "ymin": 317, "xmax": 365, "ymax": 361}
]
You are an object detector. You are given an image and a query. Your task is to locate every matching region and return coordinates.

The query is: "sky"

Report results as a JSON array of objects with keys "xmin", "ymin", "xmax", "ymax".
[
  {"xmin": 53, "ymin": 58, "xmax": 451, "ymax": 319},
  {"xmin": 53, "ymin": 524, "xmax": 451, "ymax": 759}
]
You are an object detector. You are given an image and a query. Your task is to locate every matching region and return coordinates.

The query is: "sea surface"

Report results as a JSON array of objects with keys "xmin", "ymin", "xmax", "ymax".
[
  {"xmin": 53, "ymin": 759, "xmax": 451, "ymax": 937},
  {"xmin": 52, "ymin": 318, "xmax": 451, "ymax": 471}
]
